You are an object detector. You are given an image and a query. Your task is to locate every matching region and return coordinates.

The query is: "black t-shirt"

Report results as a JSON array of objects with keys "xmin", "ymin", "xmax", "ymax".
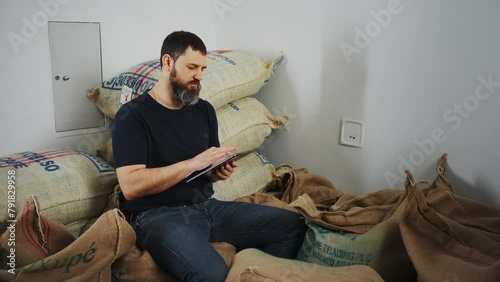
[{"xmin": 112, "ymin": 92, "xmax": 220, "ymax": 211}]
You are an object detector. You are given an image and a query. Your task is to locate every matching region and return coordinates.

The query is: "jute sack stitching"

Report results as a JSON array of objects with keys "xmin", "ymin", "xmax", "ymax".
[
  {"xmin": 0, "ymin": 149, "xmax": 117, "ymax": 225},
  {"xmin": 225, "ymin": 248, "xmax": 384, "ymax": 282},
  {"xmin": 87, "ymin": 51, "xmax": 282, "ymax": 119},
  {"xmin": 0, "ymin": 208, "xmax": 135, "ymax": 281},
  {"xmin": 213, "ymin": 152, "xmax": 275, "ymax": 201},
  {"xmin": 400, "ymin": 170, "xmax": 500, "ymax": 282},
  {"xmin": 96, "ymin": 97, "xmax": 288, "ymax": 166}
]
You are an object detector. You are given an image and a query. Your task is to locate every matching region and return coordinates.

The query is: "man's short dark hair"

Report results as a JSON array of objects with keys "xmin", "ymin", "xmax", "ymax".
[{"xmin": 160, "ymin": 31, "xmax": 207, "ymax": 67}]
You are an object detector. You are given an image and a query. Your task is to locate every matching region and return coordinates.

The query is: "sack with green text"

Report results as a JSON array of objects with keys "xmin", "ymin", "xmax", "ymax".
[
  {"xmin": 87, "ymin": 50, "xmax": 283, "ymax": 119},
  {"xmin": 295, "ymin": 188, "xmax": 416, "ymax": 282}
]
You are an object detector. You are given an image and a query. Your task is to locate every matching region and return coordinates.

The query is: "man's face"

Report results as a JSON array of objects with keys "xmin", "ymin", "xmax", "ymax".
[{"xmin": 169, "ymin": 47, "xmax": 207, "ymax": 106}]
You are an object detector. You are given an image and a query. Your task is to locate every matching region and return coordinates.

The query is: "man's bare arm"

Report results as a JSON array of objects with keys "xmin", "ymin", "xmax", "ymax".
[{"xmin": 116, "ymin": 146, "xmax": 237, "ymax": 201}]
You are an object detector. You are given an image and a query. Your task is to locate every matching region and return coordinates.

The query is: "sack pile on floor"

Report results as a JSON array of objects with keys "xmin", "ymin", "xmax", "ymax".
[
  {"xmin": 0, "ymin": 196, "xmax": 135, "ymax": 281},
  {"xmin": 254, "ymin": 154, "xmax": 500, "ymax": 282}
]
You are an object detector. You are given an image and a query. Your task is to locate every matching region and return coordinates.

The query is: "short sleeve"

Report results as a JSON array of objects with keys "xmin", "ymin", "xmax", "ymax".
[
  {"xmin": 206, "ymin": 102, "xmax": 220, "ymax": 147},
  {"xmin": 112, "ymin": 104, "xmax": 148, "ymax": 168}
]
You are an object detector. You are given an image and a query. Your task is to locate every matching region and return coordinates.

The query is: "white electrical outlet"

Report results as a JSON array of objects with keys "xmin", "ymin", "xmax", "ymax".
[{"xmin": 340, "ymin": 118, "xmax": 364, "ymax": 147}]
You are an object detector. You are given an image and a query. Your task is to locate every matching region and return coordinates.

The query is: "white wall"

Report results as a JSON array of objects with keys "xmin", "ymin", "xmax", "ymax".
[
  {"xmin": 215, "ymin": 0, "xmax": 500, "ymax": 208},
  {"xmin": 0, "ymin": 0, "xmax": 216, "ymax": 155}
]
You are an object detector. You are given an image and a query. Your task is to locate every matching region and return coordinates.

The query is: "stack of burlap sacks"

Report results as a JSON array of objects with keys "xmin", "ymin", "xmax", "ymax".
[
  {"xmin": 91, "ymin": 50, "xmax": 290, "ymax": 202},
  {"xmin": 0, "ymin": 51, "xmax": 385, "ymax": 281}
]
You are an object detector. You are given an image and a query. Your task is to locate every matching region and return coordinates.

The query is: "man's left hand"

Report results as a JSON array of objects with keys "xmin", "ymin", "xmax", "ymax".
[{"xmin": 214, "ymin": 160, "xmax": 238, "ymax": 181}]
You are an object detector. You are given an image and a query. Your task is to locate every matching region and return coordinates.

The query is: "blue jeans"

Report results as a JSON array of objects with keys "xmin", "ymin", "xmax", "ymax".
[{"xmin": 131, "ymin": 198, "xmax": 306, "ymax": 282}]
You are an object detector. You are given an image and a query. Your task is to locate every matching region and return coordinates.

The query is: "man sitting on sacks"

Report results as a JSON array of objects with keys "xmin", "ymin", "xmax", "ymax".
[{"xmin": 112, "ymin": 30, "xmax": 306, "ymax": 282}]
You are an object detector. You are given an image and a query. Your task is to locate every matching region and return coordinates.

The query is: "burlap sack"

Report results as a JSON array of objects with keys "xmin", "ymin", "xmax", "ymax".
[
  {"xmin": 213, "ymin": 152, "xmax": 275, "ymax": 201},
  {"xmin": 111, "ymin": 245, "xmax": 179, "ymax": 282},
  {"xmin": 96, "ymin": 138, "xmax": 114, "ymax": 166},
  {"xmin": 112, "ymin": 241, "xmax": 235, "ymax": 281},
  {"xmin": 217, "ymin": 97, "xmax": 288, "ymax": 152},
  {"xmin": 65, "ymin": 216, "xmax": 99, "ymax": 239},
  {"xmin": 294, "ymin": 189, "xmax": 415, "ymax": 282},
  {"xmin": 264, "ymin": 168, "xmax": 344, "ymax": 205},
  {"xmin": 400, "ymin": 169, "xmax": 500, "ymax": 281},
  {"xmin": 87, "ymin": 50, "xmax": 282, "ymax": 119},
  {"xmin": 0, "ymin": 195, "xmax": 75, "ymax": 268},
  {"xmin": 226, "ymin": 248, "xmax": 384, "ymax": 282},
  {"xmin": 0, "ymin": 208, "xmax": 135, "ymax": 281},
  {"xmin": 290, "ymin": 190, "xmax": 405, "ymax": 234},
  {"xmin": 0, "ymin": 149, "xmax": 117, "ymax": 225},
  {"xmin": 65, "ymin": 219, "xmax": 90, "ymax": 239},
  {"xmin": 96, "ymin": 97, "xmax": 288, "ymax": 166},
  {"xmin": 424, "ymin": 154, "xmax": 500, "ymax": 235}
]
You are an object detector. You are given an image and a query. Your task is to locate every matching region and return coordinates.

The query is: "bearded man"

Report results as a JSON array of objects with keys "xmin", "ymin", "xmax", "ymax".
[{"xmin": 112, "ymin": 31, "xmax": 306, "ymax": 282}]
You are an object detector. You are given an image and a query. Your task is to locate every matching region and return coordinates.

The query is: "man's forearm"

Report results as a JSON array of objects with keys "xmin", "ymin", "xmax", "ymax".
[{"xmin": 117, "ymin": 159, "xmax": 196, "ymax": 201}]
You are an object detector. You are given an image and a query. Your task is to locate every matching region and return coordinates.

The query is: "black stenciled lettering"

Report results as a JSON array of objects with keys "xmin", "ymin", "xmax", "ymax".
[
  {"xmin": 134, "ymin": 78, "xmax": 143, "ymax": 91},
  {"xmin": 140, "ymin": 80, "xmax": 154, "ymax": 93},
  {"xmin": 313, "ymin": 239, "xmax": 323, "ymax": 250},
  {"xmin": 14, "ymin": 162, "xmax": 28, "ymax": 169},
  {"xmin": 118, "ymin": 75, "xmax": 127, "ymax": 87},
  {"xmin": 304, "ymin": 241, "xmax": 313, "ymax": 254},
  {"xmin": 334, "ymin": 260, "xmax": 353, "ymax": 267},
  {"xmin": 82, "ymin": 242, "xmax": 96, "ymax": 263},
  {"xmin": 51, "ymin": 258, "xmax": 68, "ymax": 269},
  {"xmin": 312, "ymin": 250, "xmax": 335, "ymax": 266},
  {"xmin": 0, "ymin": 157, "xmax": 12, "ymax": 162},
  {"xmin": 104, "ymin": 76, "xmax": 118, "ymax": 87},
  {"xmin": 3, "ymin": 157, "xmax": 27, "ymax": 168},
  {"xmin": 365, "ymin": 253, "xmax": 373, "ymax": 264},
  {"xmin": 64, "ymin": 253, "xmax": 82, "ymax": 273},
  {"xmin": 38, "ymin": 258, "xmax": 52, "ymax": 271},
  {"xmin": 125, "ymin": 75, "xmax": 134, "ymax": 86},
  {"xmin": 28, "ymin": 154, "xmax": 44, "ymax": 161},
  {"xmin": 19, "ymin": 151, "xmax": 33, "ymax": 157}
]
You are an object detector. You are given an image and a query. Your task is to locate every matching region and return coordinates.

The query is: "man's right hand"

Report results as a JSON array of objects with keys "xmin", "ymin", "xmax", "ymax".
[{"xmin": 192, "ymin": 146, "xmax": 238, "ymax": 171}]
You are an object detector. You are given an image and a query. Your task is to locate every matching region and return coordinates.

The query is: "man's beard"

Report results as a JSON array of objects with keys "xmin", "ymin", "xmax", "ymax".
[{"xmin": 170, "ymin": 67, "xmax": 201, "ymax": 106}]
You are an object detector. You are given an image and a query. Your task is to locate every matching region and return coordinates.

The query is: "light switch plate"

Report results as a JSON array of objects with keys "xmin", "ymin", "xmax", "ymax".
[{"xmin": 340, "ymin": 118, "xmax": 364, "ymax": 147}]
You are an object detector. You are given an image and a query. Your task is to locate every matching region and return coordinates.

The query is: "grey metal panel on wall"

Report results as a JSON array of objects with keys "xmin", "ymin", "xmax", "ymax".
[{"xmin": 48, "ymin": 21, "xmax": 104, "ymax": 132}]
